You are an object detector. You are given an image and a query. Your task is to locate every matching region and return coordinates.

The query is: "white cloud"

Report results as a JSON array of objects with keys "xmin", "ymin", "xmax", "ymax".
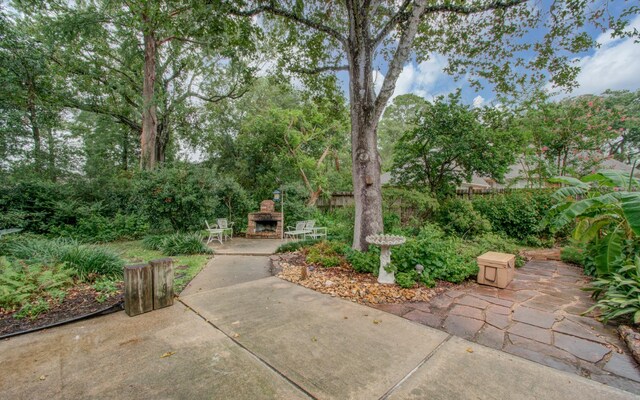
[
  {"xmin": 391, "ymin": 54, "xmax": 448, "ymax": 99},
  {"xmin": 473, "ymin": 95, "xmax": 485, "ymax": 108},
  {"xmin": 570, "ymin": 15, "xmax": 640, "ymax": 95}
]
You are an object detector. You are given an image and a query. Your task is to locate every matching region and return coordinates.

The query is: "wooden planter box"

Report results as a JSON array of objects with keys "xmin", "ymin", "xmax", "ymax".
[{"xmin": 477, "ymin": 251, "xmax": 515, "ymax": 289}]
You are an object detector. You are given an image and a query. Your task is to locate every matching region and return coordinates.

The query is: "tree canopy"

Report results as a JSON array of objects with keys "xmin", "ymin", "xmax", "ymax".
[{"xmin": 391, "ymin": 91, "xmax": 523, "ymax": 195}]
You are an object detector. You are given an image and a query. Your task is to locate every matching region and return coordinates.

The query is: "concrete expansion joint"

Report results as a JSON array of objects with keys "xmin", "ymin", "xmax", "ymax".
[
  {"xmin": 378, "ymin": 334, "xmax": 453, "ymax": 400},
  {"xmin": 177, "ymin": 298, "xmax": 318, "ymax": 400}
]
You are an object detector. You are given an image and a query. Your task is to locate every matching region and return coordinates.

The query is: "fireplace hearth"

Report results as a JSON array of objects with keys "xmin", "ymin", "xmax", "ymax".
[{"xmin": 247, "ymin": 200, "xmax": 282, "ymax": 239}]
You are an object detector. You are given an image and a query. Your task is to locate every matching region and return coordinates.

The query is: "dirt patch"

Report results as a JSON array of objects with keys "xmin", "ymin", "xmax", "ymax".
[
  {"xmin": 274, "ymin": 253, "xmax": 460, "ymax": 304},
  {"xmin": 0, "ymin": 283, "xmax": 124, "ymax": 337}
]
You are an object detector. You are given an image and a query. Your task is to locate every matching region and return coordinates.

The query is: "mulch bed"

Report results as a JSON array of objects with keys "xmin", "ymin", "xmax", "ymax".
[
  {"xmin": 273, "ymin": 252, "xmax": 459, "ymax": 305},
  {"xmin": 0, "ymin": 283, "xmax": 124, "ymax": 337}
]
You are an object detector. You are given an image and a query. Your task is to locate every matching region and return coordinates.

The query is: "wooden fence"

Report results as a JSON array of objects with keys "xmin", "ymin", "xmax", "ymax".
[{"xmin": 317, "ymin": 188, "xmax": 518, "ymax": 210}]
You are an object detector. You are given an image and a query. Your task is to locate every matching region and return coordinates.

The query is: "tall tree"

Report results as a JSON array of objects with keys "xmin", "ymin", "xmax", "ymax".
[
  {"xmin": 223, "ymin": 0, "xmax": 637, "ymax": 250},
  {"xmin": 0, "ymin": 9, "xmax": 64, "ymax": 179},
  {"xmin": 391, "ymin": 91, "xmax": 522, "ymax": 195},
  {"xmin": 22, "ymin": 0, "xmax": 257, "ymax": 169}
]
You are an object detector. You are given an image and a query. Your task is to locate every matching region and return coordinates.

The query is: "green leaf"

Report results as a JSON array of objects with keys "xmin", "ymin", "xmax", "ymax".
[
  {"xmin": 583, "ymin": 170, "xmax": 640, "ymax": 189},
  {"xmin": 548, "ymin": 176, "xmax": 589, "ymax": 188},
  {"xmin": 634, "ymin": 310, "xmax": 640, "ymax": 324},
  {"xmin": 551, "ymin": 186, "xmax": 586, "ymax": 202},
  {"xmin": 593, "ymin": 226, "xmax": 624, "ymax": 276},
  {"xmin": 619, "ymin": 192, "xmax": 640, "ymax": 236}
]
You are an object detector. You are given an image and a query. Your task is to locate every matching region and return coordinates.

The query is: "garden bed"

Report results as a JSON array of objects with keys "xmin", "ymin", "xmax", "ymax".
[
  {"xmin": 273, "ymin": 252, "xmax": 461, "ymax": 304},
  {"xmin": 0, "ymin": 283, "xmax": 123, "ymax": 337}
]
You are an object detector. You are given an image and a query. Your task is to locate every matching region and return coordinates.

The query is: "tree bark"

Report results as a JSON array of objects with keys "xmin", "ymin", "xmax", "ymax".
[
  {"xmin": 140, "ymin": 17, "xmax": 158, "ymax": 170},
  {"xmin": 26, "ymin": 79, "xmax": 42, "ymax": 172},
  {"xmin": 347, "ymin": 6, "xmax": 383, "ymax": 251},
  {"xmin": 46, "ymin": 127, "xmax": 56, "ymax": 182}
]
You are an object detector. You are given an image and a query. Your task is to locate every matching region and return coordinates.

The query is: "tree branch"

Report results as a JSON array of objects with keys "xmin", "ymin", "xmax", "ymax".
[
  {"xmin": 289, "ymin": 64, "xmax": 349, "ymax": 74},
  {"xmin": 373, "ymin": 0, "xmax": 412, "ymax": 46},
  {"xmin": 226, "ymin": 3, "xmax": 347, "ymax": 45},
  {"xmin": 422, "ymin": 0, "xmax": 528, "ymax": 16},
  {"xmin": 373, "ymin": 0, "xmax": 427, "ymax": 121}
]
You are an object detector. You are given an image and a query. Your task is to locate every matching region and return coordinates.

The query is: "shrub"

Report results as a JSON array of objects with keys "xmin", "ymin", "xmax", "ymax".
[
  {"xmin": 395, "ymin": 271, "xmax": 419, "ymax": 288},
  {"xmin": 585, "ymin": 257, "xmax": 640, "ymax": 324},
  {"xmin": 0, "ymin": 180, "xmax": 67, "ymax": 233},
  {"xmin": 561, "ymin": 246, "xmax": 585, "ymax": 266},
  {"xmin": 142, "ymin": 233, "xmax": 213, "ymax": 256},
  {"xmin": 472, "ymin": 190, "xmax": 553, "ymax": 241},
  {"xmin": 313, "ymin": 206, "xmax": 355, "ymax": 244},
  {"xmin": 436, "ymin": 198, "xmax": 491, "ymax": 238},
  {"xmin": 275, "ymin": 239, "xmax": 320, "ymax": 253},
  {"xmin": 346, "ymin": 247, "xmax": 380, "ymax": 274},
  {"xmin": 57, "ymin": 245, "xmax": 125, "ymax": 280},
  {"xmin": 142, "ymin": 234, "xmax": 167, "ymax": 251},
  {"xmin": 4, "ymin": 237, "xmax": 124, "ymax": 280},
  {"xmin": 134, "ymin": 166, "xmax": 222, "ymax": 232},
  {"xmin": 0, "ymin": 257, "xmax": 74, "ymax": 316},
  {"xmin": 305, "ymin": 241, "xmax": 344, "ymax": 267},
  {"xmin": 161, "ymin": 233, "xmax": 212, "ymax": 256},
  {"xmin": 51, "ymin": 213, "xmax": 149, "ymax": 243}
]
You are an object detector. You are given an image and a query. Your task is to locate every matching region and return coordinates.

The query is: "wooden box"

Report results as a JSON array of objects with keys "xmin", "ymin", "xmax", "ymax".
[{"xmin": 477, "ymin": 251, "xmax": 515, "ymax": 289}]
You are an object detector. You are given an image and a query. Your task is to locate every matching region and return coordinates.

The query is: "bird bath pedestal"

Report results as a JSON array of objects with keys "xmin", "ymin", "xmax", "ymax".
[{"xmin": 365, "ymin": 234, "xmax": 406, "ymax": 284}]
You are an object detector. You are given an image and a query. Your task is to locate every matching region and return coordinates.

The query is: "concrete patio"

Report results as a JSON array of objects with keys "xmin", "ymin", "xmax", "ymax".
[
  {"xmin": 0, "ymin": 242, "xmax": 637, "ymax": 399},
  {"xmin": 373, "ymin": 259, "xmax": 640, "ymax": 394}
]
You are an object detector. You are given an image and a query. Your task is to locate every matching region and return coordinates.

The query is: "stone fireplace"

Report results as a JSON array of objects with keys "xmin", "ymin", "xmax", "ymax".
[{"xmin": 247, "ymin": 200, "xmax": 283, "ymax": 239}]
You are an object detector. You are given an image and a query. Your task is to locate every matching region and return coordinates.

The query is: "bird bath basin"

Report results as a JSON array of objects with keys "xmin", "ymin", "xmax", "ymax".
[{"xmin": 365, "ymin": 234, "xmax": 406, "ymax": 284}]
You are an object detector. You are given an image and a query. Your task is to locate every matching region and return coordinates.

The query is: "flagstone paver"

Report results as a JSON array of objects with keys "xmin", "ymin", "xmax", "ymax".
[{"xmin": 371, "ymin": 259, "xmax": 640, "ymax": 395}]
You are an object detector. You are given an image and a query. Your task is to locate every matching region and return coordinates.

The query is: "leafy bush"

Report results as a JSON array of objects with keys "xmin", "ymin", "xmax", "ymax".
[
  {"xmin": 3, "ymin": 237, "xmax": 124, "ymax": 280},
  {"xmin": 585, "ymin": 257, "xmax": 640, "ymax": 324},
  {"xmin": 436, "ymin": 198, "xmax": 491, "ymax": 238},
  {"xmin": 275, "ymin": 239, "xmax": 320, "ymax": 253},
  {"xmin": 0, "ymin": 180, "xmax": 67, "ymax": 233},
  {"xmin": 313, "ymin": 206, "xmax": 355, "ymax": 244},
  {"xmin": 473, "ymin": 190, "xmax": 553, "ymax": 241},
  {"xmin": 51, "ymin": 213, "xmax": 149, "ymax": 243},
  {"xmin": 561, "ymin": 246, "xmax": 585, "ymax": 266},
  {"xmin": 396, "ymin": 271, "xmax": 419, "ymax": 288},
  {"xmin": 305, "ymin": 241, "xmax": 344, "ymax": 267},
  {"xmin": 0, "ymin": 257, "xmax": 74, "ymax": 317},
  {"xmin": 346, "ymin": 247, "xmax": 380, "ymax": 274},
  {"xmin": 134, "ymin": 167, "xmax": 221, "ymax": 232},
  {"xmin": 142, "ymin": 234, "xmax": 167, "ymax": 251},
  {"xmin": 57, "ymin": 245, "xmax": 125, "ymax": 280},
  {"xmin": 142, "ymin": 233, "xmax": 213, "ymax": 256}
]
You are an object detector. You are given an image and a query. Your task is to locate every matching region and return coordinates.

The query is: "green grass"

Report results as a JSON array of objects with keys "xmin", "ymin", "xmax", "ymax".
[{"xmin": 102, "ymin": 240, "xmax": 211, "ymax": 293}]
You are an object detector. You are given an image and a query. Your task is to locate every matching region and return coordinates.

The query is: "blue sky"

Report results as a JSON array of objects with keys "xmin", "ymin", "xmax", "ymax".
[{"xmin": 335, "ymin": 9, "xmax": 640, "ymax": 107}]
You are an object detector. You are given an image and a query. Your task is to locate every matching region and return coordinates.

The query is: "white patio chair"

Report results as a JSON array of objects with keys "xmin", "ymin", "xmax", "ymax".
[
  {"xmin": 217, "ymin": 218, "xmax": 234, "ymax": 240},
  {"xmin": 205, "ymin": 220, "xmax": 224, "ymax": 244},
  {"xmin": 285, "ymin": 221, "xmax": 308, "ymax": 240}
]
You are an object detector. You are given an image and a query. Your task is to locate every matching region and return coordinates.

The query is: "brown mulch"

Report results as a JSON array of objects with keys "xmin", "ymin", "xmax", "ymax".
[
  {"xmin": 0, "ymin": 283, "xmax": 124, "ymax": 337},
  {"xmin": 275, "ymin": 253, "xmax": 458, "ymax": 305}
]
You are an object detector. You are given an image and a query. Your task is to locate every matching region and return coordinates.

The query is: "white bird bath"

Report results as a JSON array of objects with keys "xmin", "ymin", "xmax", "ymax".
[{"xmin": 365, "ymin": 234, "xmax": 406, "ymax": 284}]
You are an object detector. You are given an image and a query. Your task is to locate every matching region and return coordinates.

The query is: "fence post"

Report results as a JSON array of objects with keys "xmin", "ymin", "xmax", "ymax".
[
  {"xmin": 150, "ymin": 258, "xmax": 174, "ymax": 309},
  {"xmin": 124, "ymin": 263, "xmax": 154, "ymax": 317}
]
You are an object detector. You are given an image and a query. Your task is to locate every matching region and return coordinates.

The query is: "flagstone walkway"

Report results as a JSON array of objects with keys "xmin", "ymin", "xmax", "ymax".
[{"xmin": 372, "ymin": 260, "xmax": 640, "ymax": 394}]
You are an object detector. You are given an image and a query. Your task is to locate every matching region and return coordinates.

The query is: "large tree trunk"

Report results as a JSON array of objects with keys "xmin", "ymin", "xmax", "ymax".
[
  {"xmin": 46, "ymin": 127, "xmax": 56, "ymax": 182},
  {"xmin": 347, "ymin": 8, "xmax": 383, "ymax": 251},
  {"xmin": 140, "ymin": 21, "xmax": 158, "ymax": 170},
  {"xmin": 26, "ymin": 80, "xmax": 42, "ymax": 172}
]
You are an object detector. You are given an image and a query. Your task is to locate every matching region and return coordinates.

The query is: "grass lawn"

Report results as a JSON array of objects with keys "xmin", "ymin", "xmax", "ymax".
[{"xmin": 102, "ymin": 240, "xmax": 212, "ymax": 294}]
